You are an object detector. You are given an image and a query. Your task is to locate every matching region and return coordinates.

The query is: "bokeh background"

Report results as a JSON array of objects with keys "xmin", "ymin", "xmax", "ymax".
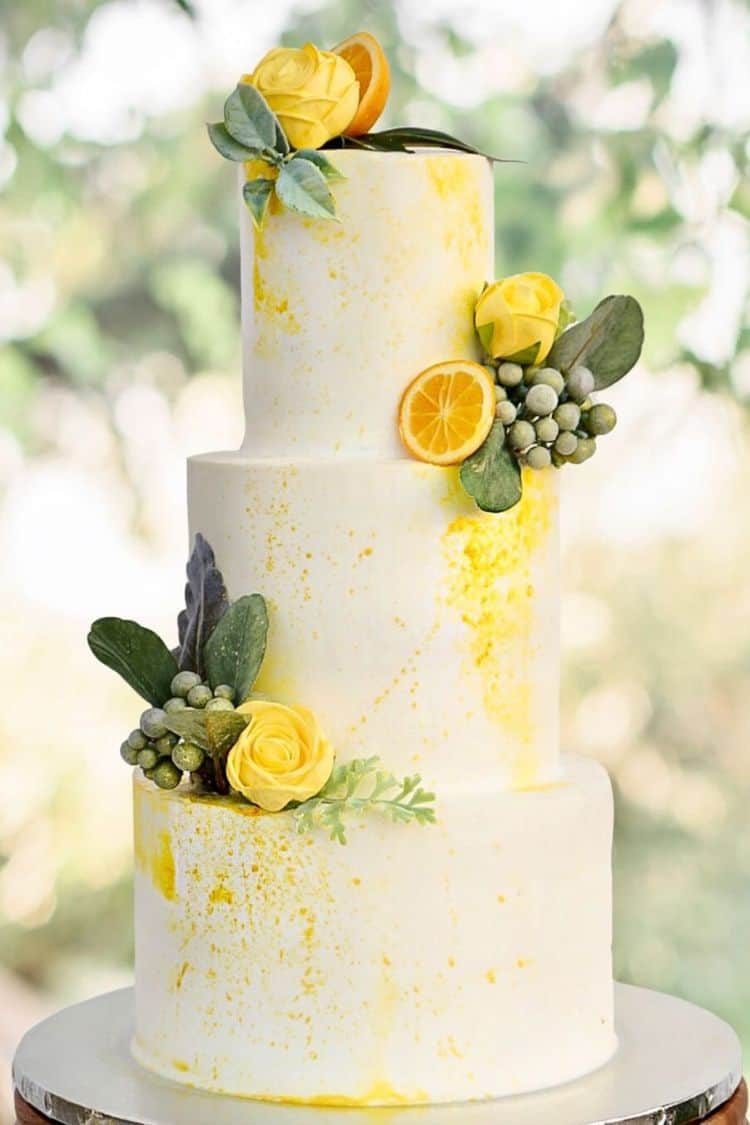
[{"xmin": 1, "ymin": 0, "xmax": 749, "ymax": 1117}]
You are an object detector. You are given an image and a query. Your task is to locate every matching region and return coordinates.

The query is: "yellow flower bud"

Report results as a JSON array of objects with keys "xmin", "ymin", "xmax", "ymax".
[
  {"xmin": 244, "ymin": 43, "xmax": 359, "ymax": 151},
  {"xmin": 475, "ymin": 272, "xmax": 565, "ymax": 364},
  {"xmin": 226, "ymin": 700, "xmax": 334, "ymax": 812}
]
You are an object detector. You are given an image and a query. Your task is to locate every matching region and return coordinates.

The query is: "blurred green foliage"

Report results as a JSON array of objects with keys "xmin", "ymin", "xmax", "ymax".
[{"xmin": 1, "ymin": 0, "xmax": 749, "ymax": 1084}]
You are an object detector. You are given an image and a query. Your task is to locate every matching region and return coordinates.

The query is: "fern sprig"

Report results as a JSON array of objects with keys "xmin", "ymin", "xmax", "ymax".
[{"xmin": 293, "ymin": 757, "xmax": 437, "ymax": 844}]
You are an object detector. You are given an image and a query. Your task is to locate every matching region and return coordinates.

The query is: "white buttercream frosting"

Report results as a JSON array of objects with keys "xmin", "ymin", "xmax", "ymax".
[
  {"xmin": 131, "ymin": 148, "xmax": 616, "ymax": 1105},
  {"xmin": 133, "ymin": 755, "xmax": 616, "ymax": 1104},
  {"xmin": 188, "ymin": 454, "xmax": 560, "ymax": 790},
  {"xmin": 240, "ymin": 150, "xmax": 493, "ymax": 458}
]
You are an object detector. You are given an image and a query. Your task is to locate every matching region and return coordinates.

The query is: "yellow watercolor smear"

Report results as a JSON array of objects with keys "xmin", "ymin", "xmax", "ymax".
[
  {"xmin": 441, "ymin": 468, "xmax": 555, "ymax": 787},
  {"xmin": 151, "ymin": 830, "xmax": 177, "ymax": 901},
  {"xmin": 264, "ymin": 1080, "xmax": 429, "ymax": 1107}
]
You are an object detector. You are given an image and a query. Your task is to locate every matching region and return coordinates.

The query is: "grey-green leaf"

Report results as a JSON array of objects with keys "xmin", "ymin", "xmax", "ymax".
[
  {"xmin": 292, "ymin": 149, "xmax": 345, "ymax": 181},
  {"xmin": 505, "ymin": 343, "xmax": 542, "ymax": 366},
  {"xmin": 163, "ymin": 709, "xmax": 211, "ymax": 751},
  {"xmin": 88, "ymin": 618, "xmax": 178, "ymax": 706},
  {"xmin": 224, "ymin": 84, "xmax": 278, "ymax": 151},
  {"xmin": 243, "ymin": 178, "xmax": 274, "ymax": 229},
  {"xmin": 547, "ymin": 295, "xmax": 645, "ymax": 389},
  {"xmin": 205, "ymin": 710, "xmax": 251, "ymax": 757},
  {"xmin": 460, "ymin": 421, "xmax": 523, "ymax": 513},
  {"xmin": 206, "ymin": 122, "xmax": 259, "ymax": 162},
  {"xmin": 275, "ymin": 159, "xmax": 337, "ymax": 221},
  {"xmin": 204, "ymin": 594, "xmax": 269, "ymax": 703},
  {"xmin": 175, "ymin": 534, "xmax": 228, "ymax": 678},
  {"xmin": 163, "ymin": 709, "xmax": 250, "ymax": 756}
]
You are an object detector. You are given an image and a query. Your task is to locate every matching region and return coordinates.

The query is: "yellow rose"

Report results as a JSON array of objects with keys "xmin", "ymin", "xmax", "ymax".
[
  {"xmin": 227, "ymin": 700, "xmax": 334, "ymax": 812},
  {"xmin": 244, "ymin": 43, "xmax": 359, "ymax": 151},
  {"xmin": 474, "ymin": 272, "xmax": 565, "ymax": 364}
]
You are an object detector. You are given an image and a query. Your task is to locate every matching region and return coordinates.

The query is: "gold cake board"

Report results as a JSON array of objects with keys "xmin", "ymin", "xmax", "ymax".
[{"xmin": 12, "ymin": 985, "xmax": 744, "ymax": 1125}]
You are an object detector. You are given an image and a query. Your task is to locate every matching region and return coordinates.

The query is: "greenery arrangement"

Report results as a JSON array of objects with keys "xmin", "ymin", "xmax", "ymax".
[
  {"xmin": 398, "ymin": 273, "xmax": 645, "ymax": 514},
  {"xmin": 464, "ymin": 291, "xmax": 645, "ymax": 513},
  {"xmin": 208, "ymin": 35, "xmax": 509, "ymax": 228},
  {"xmin": 88, "ymin": 536, "xmax": 436, "ymax": 842}
]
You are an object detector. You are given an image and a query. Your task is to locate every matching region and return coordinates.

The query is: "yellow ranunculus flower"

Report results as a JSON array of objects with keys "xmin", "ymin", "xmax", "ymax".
[
  {"xmin": 227, "ymin": 700, "xmax": 334, "ymax": 812},
  {"xmin": 244, "ymin": 43, "xmax": 359, "ymax": 151},
  {"xmin": 474, "ymin": 272, "xmax": 565, "ymax": 364}
]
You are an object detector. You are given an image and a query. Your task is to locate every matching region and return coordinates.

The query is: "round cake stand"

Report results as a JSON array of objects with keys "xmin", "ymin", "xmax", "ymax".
[{"xmin": 12, "ymin": 984, "xmax": 745, "ymax": 1125}]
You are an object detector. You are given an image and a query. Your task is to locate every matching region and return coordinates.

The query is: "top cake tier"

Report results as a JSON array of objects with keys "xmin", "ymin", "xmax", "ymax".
[{"xmin": 241, "ymin": 150, "xmax": 494, "ymax": 459}]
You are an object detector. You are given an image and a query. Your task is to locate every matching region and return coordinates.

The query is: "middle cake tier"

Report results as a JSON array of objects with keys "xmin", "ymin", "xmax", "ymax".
[{"xmin": 188, "ymin": 455, "xmax": 559, "ymax": 790}]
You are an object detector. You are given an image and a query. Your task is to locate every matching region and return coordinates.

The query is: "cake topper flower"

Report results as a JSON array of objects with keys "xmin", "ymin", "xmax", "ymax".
[
  {"xmin": 399, "ymin": 273, "xmax": 645, "ymax": 514},
  {"xmin": 87, "ymin": 535, "xmax": 435, "ymax": 843},
  {"xmin": 208, "ymin": 31, "xmax": 511, "ymax": 229}
]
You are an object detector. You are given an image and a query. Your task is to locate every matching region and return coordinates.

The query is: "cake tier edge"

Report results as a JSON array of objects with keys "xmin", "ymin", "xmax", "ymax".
[
  {"xmin": 132, "ymin": 753, "xmax": 616, "ymax": 1105},
  {"xmin": 187, "ymin": 452, "xmax": 560, "ymax": 791}
]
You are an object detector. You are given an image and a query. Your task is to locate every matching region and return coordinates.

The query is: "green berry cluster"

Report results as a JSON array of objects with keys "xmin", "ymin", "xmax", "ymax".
[
  {"xmin": 118, "ymin": 671, "xmax": 237, "ymax": 789},
  {"xmin": 492, "ymin": 362, "xmax": 617, "ymax": 471}
]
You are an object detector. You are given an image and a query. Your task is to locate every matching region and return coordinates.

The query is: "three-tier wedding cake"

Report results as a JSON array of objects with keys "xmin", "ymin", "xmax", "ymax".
[{"xmin": 90, "ymin": 32, "xmax": 644, "ymax": 1107}]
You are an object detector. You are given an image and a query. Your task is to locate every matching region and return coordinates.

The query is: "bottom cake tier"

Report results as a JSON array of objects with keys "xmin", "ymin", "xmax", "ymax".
[{"xmin": 132, "ymin": 754, "xmax": 616, "ymax": 1105}]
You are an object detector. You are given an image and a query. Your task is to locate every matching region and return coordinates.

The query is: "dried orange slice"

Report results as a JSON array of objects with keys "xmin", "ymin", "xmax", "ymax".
[
  {"xmin": 399, "ymin": 360, "xmax": 496, "ymax": 466},
  {"xmin": 332, "ymin": 31, "xmax": 390, "ymax": 137}
]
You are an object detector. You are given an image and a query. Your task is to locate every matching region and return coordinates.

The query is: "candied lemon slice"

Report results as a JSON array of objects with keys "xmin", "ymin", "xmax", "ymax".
[
  {"xmin": 399, "ymin": 360, "xmax": 496, "ymax": 466},
  {"xmin": 332, "ymin": 31, "xmax": 391, "ymax": 137}
]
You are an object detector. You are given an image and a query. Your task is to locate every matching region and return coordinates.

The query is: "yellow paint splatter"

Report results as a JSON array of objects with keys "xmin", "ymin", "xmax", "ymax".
[
  {"xmin": 208, "ymin": 881, "xmax": 234, "ymax": 907},
  {"xmin": 441, "ymin": 468, "xmax": 556, "ymax": 787}
]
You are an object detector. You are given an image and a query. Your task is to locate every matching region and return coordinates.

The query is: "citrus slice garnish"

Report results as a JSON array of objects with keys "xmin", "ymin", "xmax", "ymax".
[
  {"xmin": 332, "ymin": 31, "xmax": 391, "ymax": 137},
  {"xmin": 399, "ymin": 360, "xmax": 497, "ymax": 466}
]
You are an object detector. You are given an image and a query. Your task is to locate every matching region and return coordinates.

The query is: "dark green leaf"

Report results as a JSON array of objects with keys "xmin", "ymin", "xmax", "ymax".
[
  {"xmin": 204, "ymin": 594, "xmax": 269, "ymax": 702},
  {"xmin": 207, "ymin": 122, "xmax": 260, "ymax": 162},
  {"xmin": 292, "ymin": 149, "xmax": 345, "ymax": 181},
  {"xmin": 88, "ymin": 618, "xmax": 178, "ymax": 706},
  {"xmin": 329, "ymin": 127, "xmax": 517, "ymax": 164},
  {"xmin": 275, "ymin": 159, "xmax": 337, "ymax": 221},
  {"xmin": 224, "ymin": 84, "xmax": 278, "ymax": 151},
  {"xmin": 460, "ymin": 421, "xmax": 523, "ymax": 513},
  {"xmin": 243, "ymin": 178, "xmax": 275, "ymax": 229},
  {"xmin": 175, "ymin": 534, "xmax": 228, "ymax": 678},
  {"xmin": 547, "ymin": 295, "xmax": 644, "ymax": 388}
]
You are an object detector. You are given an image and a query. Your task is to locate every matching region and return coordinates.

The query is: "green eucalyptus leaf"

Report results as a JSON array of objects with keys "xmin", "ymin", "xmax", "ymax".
[
  {"xmin": 163, "ymin": 709, "xmax": 211, "ymax": 751},
  {"xmin": 547, "ymin": 295, "xmax": 644, "ymax": 388},
  {"xmin": 292, "ymin": 149, "xmax": 345, "ymax": 181},
  {"xmin": 88, "ymin": 618, "xmax": 178, "ymax": 706},
  {"xmin": 476, "ymin": 321, "xmax": 495, "ymax": 356},
  {"xmin": 204, "ymin": 594, "xmax": 269, "ymax": 703},
  {"xmin": 205, "ymin": 710, "xmax": 251, "ymax": 757},
  {"xmin": 460, "ymin": 421, "xmax": 523, "ymax": 513},
  {"xmin": 505, "ymin": 343, "xmax": 542, "ymax": 366},
  {"xmin": 243, "ymin": 177, "xmax": 275, "ymax": 229},
  {"xmin": 275, "ymin": 159, "xmax": 338, "ymax": 221},
  {"xmin": 224, "ymin": 84, "xmax": 277, "ymax": 151},
  {"xmin": 206, "ymin": 122, "xmax": 259, "ymax": 162},
  {"xmin": 164, "ymin": 710, "xmax": 251, "ymax": 757},
  {"xmin": 555, "ymin": 299, "xmax": 576, "ymax": 338}
]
